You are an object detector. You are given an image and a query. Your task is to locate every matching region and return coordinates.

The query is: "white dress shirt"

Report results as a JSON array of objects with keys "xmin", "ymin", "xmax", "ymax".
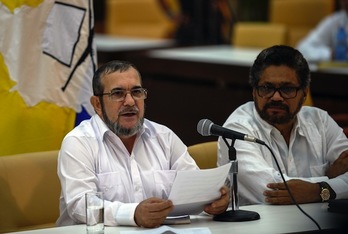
[
  {"xmin": 297, "ymin": 10, "xmax": 348, "ymax": 62},
  {"xmin": 218, "ymin": 102, "xmax": 348, "ymax": 205},
  {"xmin": 57, "ymin": 114, "xmax": 199, "ymax": 226}
]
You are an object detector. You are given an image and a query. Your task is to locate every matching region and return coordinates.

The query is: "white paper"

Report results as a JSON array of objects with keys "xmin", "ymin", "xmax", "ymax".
[
  {"xmin": 168, "ymin": 163, "xmax": 231, "ymax": 216},
  {"xmin": 120, "ymin": 225, "xmax": 212, "ymax": 234}
]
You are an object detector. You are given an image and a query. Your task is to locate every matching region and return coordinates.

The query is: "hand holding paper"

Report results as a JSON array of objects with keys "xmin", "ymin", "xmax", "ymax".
[{"xmin": 168, "ymin": 163, "xmax": 231, "ymax": 216}]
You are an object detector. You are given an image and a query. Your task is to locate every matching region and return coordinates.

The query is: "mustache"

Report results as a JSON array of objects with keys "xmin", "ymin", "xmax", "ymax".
[
  {"xmin": 264, "ymin": 102, "xmax": 289, "ymax": 110},
  {"xmin": 119, "ymin": 106, "xmax": 139, "ymax": 115}
]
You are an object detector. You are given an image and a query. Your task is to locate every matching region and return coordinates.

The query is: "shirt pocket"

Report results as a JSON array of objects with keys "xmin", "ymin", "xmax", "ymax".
[
  {"xmin": 152, "ymin": 170, "xmax": 177, "ymax": 199},
  {"xmin": 97, "ymin": 172, "xmax": 132, "ymax": 202},
  {"xmin": 310, "ymin": 162, "xmax": 329, "ymax": 177}
]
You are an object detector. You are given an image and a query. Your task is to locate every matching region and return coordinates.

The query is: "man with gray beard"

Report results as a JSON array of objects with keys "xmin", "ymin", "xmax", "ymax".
[{"xmin": 57, "ymin": 60, "xmax": 229, "ymax": 228}]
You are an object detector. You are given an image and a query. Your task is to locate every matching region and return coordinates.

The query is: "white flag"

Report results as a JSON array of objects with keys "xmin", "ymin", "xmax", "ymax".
[
  {"xmin": 0, "ymin": 0, "xmax": 97, "ymax": 115},
  {"xmin": 0, "ymin": 0, "xmax": 97, "ymax": 155}
]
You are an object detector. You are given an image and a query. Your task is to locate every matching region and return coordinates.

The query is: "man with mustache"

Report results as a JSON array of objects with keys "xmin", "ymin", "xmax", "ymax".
[
  {"xmin": 57, "ymin": 60, "xmax": 229, "ymax": 228},
  {"xmin": 218, "ymin": 45, "xmax": 348, "ymax": 205}
]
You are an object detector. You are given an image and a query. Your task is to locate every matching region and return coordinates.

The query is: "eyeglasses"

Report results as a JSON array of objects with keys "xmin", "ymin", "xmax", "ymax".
[
  {"xmin": 98, "ymin": 88, "xmax": 147, "ymax": 102},
  {"xmin": 255, "ymin": 85, "xmax": 302, "ymax": 99}
]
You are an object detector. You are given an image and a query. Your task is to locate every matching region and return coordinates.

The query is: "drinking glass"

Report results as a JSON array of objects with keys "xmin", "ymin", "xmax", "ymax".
[{"xmin": 85, "ymin": 192, "xmax": 104, "ymax": 233}]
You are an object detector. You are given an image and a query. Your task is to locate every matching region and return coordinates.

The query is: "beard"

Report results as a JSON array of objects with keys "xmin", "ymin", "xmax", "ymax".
[
  {"xmin": 256, "ymin": 101, "xmax": 301, "ymax": 125},
  {"xmin": 115, "ymin": 118, "xmax": 144, "ymax": 137},
  {"xmin": 101, "ymin": 104, "xmax": 144, "ymax": 137}
]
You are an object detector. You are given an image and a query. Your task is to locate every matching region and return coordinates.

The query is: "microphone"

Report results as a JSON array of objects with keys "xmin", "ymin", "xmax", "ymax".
[{"xmin": 197, "ymin": 119, "xmax": 264, "ymax": 145}]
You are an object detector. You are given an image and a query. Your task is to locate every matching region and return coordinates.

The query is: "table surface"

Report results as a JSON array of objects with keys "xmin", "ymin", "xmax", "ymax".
[
  {"xmin": 95, "ymin": 34, "xmax": 174, "ymax": 52},
  {"xmin": 148, "ymin": 44, "xmax": 348, "ymax": 74},
  {"xmin": 149, "ymin": 45, "xmax": 261, "ymax": 67},
  {"xmin": 9, "ymin": 203, "xmax": 347, "ymax": 234}
]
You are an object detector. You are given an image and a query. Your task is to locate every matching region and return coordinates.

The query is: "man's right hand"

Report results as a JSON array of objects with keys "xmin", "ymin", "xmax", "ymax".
[{"xmin": 134, "ymin": 197, "xmax": 173, "ymax": 228}]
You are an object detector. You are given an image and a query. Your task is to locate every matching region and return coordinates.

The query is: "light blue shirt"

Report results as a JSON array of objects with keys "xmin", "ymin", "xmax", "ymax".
[{"xmin": 218, "ymin": 102, "xmax": 348, "ymax": 205}]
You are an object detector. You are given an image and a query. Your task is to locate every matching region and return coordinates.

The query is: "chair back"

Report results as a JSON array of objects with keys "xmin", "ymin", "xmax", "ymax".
[
  {"xmin": 0, "ymin": 151, "xmax": 60, "ymax": 232},
  {"xmin": 188, "ymin": 141, "xmax": 217, "ymax": 169},
  {"xmin": 270, "ymin": 0, "xmax": 334, "ymax": 46},
  {"xmin": 232, "ymin": 22, "xmax": 286, "ymax": 48},
  {"xmin": 105, "ymin": 0, "xmax": 175, "ymax": 38},
  {"xmin": 231, "ymin": 0, "xmax": 334, "ymax": 47}
]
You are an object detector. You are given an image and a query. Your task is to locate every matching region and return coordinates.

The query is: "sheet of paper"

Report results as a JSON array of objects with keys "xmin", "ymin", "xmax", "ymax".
[
  {"xmin": 168, "ymin": 163, "xmax": 231, "ymax": 216},
  {"xmin": 121, "ymin": 225, "xmax": 212, "ymax": 234}
]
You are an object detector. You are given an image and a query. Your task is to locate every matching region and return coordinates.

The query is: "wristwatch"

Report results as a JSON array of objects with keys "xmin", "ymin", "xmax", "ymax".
[{"xmin": 318, "ymin": 182, "xmax": 336, "ymax": 202}]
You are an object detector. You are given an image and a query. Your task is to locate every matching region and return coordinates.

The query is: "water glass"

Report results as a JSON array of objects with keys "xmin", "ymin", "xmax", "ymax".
[{"xmin": 85, "ymin": 192, "xmax": 104, "ymax": 233}]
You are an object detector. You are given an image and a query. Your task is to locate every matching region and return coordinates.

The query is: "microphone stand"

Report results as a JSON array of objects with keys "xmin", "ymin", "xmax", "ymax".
[{"xmin": 213, "ymin": 137, "xmax": 260, "ymax": 222}]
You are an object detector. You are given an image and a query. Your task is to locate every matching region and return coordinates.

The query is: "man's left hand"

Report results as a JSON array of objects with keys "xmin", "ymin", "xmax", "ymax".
[
  {"xmin": 264, "ymin": 179, "xmax": 320, "ymax": 205},
  {"xmin": 204, "ymin": 186, "xmax": 230, "ymax": 215},
  {"xmin": 326, "ymin": 150, "xmax": 348, "ymax": 178}
]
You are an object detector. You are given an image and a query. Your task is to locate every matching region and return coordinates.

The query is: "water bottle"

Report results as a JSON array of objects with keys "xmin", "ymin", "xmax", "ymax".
[{"xmin": 334, "ymin": 25, "xmax": 348, "ymax": 61}]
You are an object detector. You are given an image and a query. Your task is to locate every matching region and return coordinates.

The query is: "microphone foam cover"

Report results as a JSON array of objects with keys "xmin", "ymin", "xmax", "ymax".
[{"xmin": 197, "ymin": 119, "xmax": 213, "ymax": 136}]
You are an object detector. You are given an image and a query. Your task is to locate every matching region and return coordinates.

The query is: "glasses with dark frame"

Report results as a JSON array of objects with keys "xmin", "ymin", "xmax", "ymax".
[
  {"xmin": 255, "ymin": 85, "xmax": 302, "ymax": 99},
  {"xmin": 98, "ymin": 88, "xmax": 148, "ymax": 102}
]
